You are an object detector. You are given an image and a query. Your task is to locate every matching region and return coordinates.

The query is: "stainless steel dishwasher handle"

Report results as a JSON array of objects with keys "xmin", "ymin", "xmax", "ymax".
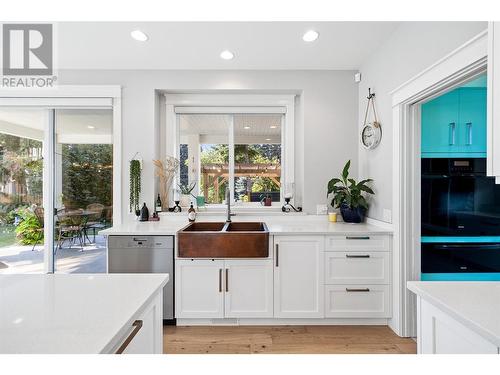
[{"xmin": 115, "ymin": 320, "xmax": 143, "ymax": 354}]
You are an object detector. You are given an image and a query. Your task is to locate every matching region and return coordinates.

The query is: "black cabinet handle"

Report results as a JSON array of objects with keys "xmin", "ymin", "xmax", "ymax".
[
  {"xmin": 346, "ymin": 236, "xmax": 370, "ymax": 240},
  {"xmin": 345, "ymin": 288, "xmax": 370, "ymax": 292},
  {"xmin": 346, "ymin": 254, "xmax": 370, "ymax": 258}
]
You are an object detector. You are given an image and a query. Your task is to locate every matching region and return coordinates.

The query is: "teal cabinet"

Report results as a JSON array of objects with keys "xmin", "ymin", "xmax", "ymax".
[
  {"xmin": 421, "ymin": 87, "xmax": 486, "ymax": 157},
  {"xmin": 459, "ymin": 88, "xmax": 487, "ymax": 155}
]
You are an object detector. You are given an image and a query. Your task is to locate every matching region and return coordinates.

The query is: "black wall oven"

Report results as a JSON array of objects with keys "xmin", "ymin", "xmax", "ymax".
[{"xmin": 421, "ymin": 158, "xmax": 500, "ymax": 237}]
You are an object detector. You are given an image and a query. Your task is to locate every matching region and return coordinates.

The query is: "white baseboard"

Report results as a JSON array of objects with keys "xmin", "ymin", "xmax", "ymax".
[{"xmin": 176, "ymin": 318, "xmax": 389, "ymax": 326}]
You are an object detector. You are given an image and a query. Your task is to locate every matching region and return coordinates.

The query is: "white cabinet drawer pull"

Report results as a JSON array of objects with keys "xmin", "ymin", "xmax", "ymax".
[
  {"xmin": 345, "ymin": 236, "xmax": 370, "ymax": 240},
  {"xmin": 345, "ymin": 254, "xmax": 370, "ymax": 258},
  {"xmin": 345, "ymin": 288, "xmax": 370, "ymax": 292},
  {"xmin": 115, "ymin": 320, "xmax": 143, "ymax": 354}
]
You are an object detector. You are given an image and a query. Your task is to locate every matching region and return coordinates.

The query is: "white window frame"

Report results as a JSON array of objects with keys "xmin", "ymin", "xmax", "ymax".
[
  {"xmin": 0, "ymin": 85, "xmax": 122, "ymax": 273},
  {"xmin": 165, "ymin": 94, "xmax": 295, "ymax": 209}
]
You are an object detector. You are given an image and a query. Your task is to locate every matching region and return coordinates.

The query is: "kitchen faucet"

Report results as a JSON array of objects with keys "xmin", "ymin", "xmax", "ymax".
[{"xmin": 226, "ymin": 188, "xmax": 235, "ymax": 222}]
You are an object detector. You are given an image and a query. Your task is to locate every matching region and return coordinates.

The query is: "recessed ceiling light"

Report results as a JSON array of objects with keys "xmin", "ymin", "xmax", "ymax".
[
  {"xmin": 270, "ymin": 125, "xmax": 277, "ymax": 129},
  {"xmin": 265, "ymin": 138, "xmax": 271, "ymax": 141},
  {"xmin": 87, "ymin": 125, "xmax": 95, "ymax": 129},
  {"xmin": 244, "ymin": 126, "xmax": 251, "ymax": 129},
  {"xmin": 302, "ymin": 30, "xmax": 319, "ymax": 42},
  {"xmin": 131, "ymin": 30, "xmax": 148, "ymax": 42},
  {"xmin": 220, "ymin": 50, "xmax": 235, "ymax": 60}
]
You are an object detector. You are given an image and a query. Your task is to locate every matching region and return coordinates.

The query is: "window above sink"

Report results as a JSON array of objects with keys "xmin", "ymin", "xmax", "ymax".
[{"xmin": 164, "ymin": 94, "xmax": 297, "ymax": 210}]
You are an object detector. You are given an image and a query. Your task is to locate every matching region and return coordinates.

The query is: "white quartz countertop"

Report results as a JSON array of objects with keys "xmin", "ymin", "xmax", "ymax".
[
  {"xmin": 0, "ymin": 273, "xmax": 169, "ymax": 354},
  {"xmin": 100, "ymin": 215, "xmax": 393, "ymax": 236},
  {"xmin": 407, "ymin": 281, "xmax": 500, "ymax": 347}
]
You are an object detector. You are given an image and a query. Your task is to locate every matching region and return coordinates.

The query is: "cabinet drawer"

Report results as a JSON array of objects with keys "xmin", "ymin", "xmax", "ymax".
[
  {"xmin": 325, "ymin": 235, "xmax": 390, "ymax": 252},
  {"xmin": 325, "ymin": 285, "xmax": 391, "ymax": 318},
  {"xmin": 325, "ymin": 252, "xmax": 390, "ymax": 284}
]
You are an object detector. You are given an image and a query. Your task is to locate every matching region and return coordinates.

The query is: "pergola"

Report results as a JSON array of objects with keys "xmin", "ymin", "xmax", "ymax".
[{"xmin": 201, "ymin": 163, "xmax": 281, "ymax": 199}]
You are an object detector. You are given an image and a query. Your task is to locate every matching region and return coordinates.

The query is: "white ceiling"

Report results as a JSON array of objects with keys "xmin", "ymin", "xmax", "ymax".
[
  {"xmin": 0, "ymin": 108, "xmax": 112, "ymax": 143},
  {"xmin": 57, "ymin": 22, "xmax": 400, "ymax": 70},
  {"xmin": 180, "ymin": 114, "xmax": 281, "ymax": 144}
]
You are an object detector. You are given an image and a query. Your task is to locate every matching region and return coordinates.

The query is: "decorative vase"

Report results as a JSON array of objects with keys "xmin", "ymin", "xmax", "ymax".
[
  {"xmin": 340, "ymin": 204, "xmax": 367, "ymax": 223},
  {"xmin": 180, "ymin": 194, "xmax": 191, "ymax": 208}
]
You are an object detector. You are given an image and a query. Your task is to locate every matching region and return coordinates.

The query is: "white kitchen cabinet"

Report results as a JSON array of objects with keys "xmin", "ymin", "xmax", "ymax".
[
  {"xmin": 325, "ymin": 284, "xmax": 391, "ymax": 318},
  {"xmin": 119, "ymin": 293, "xmax": 163, "ymax": 354},
  {"xmin": 418, "ymin": 298, "xmax": 498, "ymax": 354},
  {"xmin": 488, "ymin": 22, "xmax": 500, "ymax": 183},
  {"xmin": 224, "ymin": 259, "xmax": 273, "ymax": 318},
  {"xmin": 176, "ymin": 259, "xmax": 273, "ymax": 319},
  {"xmin": 274, "ymin": 236, "xmax": 324, "ymax": 318},
  {"xmin": 175, "ymin": 259, "xmax": 224, "ymax": 318},
  {"xmin": 324, "ymin": 251, "xmax": 390, "ymax": 285},
  {"xmin": 325, "ymin": 234, "xmax": 390, "ymax": 252}
]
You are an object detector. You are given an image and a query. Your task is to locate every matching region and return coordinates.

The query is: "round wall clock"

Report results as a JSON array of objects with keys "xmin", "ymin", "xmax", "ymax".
[{"xmin": 361, "ymin": 121, "xmax": 382, "ymax": 150}]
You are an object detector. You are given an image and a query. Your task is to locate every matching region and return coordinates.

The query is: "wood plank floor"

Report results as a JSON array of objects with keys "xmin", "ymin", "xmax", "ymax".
[{"xmin": 163, "ymin": 325, "xmax": 416, "ymax": 354}]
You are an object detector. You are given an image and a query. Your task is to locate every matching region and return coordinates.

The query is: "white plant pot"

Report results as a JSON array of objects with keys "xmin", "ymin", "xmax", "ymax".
[{"xmin": 180, "ymin": 194, "xmax": 191, "ymax": 208}]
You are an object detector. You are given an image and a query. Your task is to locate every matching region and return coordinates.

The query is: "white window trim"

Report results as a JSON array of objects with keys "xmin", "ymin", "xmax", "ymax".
[
  {"xmin": 165, "ymin": 93, "xmax": 295, "ymax": 208},
  {"xmin": 0, "ymin": 85, "xmax": 122, "ymax": 273}
]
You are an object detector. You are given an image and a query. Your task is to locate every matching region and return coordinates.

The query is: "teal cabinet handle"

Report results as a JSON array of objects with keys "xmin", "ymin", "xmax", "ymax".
[
  {"xmin": 466, "ymin": 122, "xmax": 472, "ymax": 145},
  {"xmin": 448, "ymin": 122, "xmax": 456, "ymax": 145}
]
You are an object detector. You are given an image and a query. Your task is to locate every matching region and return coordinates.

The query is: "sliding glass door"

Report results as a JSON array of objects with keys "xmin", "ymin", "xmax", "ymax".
[
  {"xmin": 53, "ymin": 109, "xmax": 113, "ymax": 273},
  {"xmin": 0, "ymin": 108, "xmax": 46, "ymax": 273},
  {"xmin": 0, "ymin": 103, "xmax": 113, "ymax": 274}
]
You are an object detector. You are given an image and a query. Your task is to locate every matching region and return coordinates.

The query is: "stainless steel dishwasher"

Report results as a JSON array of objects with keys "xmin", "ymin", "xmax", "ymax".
[{"xmin": 107, "ymin": 236, "xmax": 174, "ymax": 323}]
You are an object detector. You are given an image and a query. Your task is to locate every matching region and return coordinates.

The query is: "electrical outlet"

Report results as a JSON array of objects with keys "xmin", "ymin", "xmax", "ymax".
[
  {"xmin": 354, "ymin": 72, "xmax": 362, "ymax": 83},
  {"xmin": 316, "ymin": 204, "xmax": 328, "ymax": 215},
  {"xmin": 383, "ymin": 209, "xmax": 392, "ymax": 223}
]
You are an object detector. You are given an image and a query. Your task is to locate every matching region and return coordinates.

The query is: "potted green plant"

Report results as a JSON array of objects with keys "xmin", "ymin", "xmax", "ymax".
[
  {"xmin": 327, "ymin": 160, "xmax": 374, "ymax": 223},
  {"xmin": 178, "ymin": 181, "xmax": 196, "ymax": 208},
  {"xmin": 129, "ymin": 160, "xmax": 141, "ymax": 217}
]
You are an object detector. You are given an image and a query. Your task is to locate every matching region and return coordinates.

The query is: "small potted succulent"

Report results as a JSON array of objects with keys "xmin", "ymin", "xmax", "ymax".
[
  {"xmin": 178, "ymin": 181, "xmax": 197, "ymax": 208},
  {"xmin": 327, "ymin": 160, "xmax": 374, "ymax": 223}
]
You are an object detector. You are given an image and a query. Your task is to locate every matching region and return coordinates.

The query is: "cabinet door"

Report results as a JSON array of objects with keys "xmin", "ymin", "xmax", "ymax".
[
  {"xmin": 224, "ymin": 259, "xmax": 273, "ymax": 318},
  {"xmin": 421, "ymin": 90, "xmax": 460, "ymax": 155},
  {"xmin": 274, "ymin": 236, "xmax": 324, "ymax": 318},
  {"xmin": 175, "ymin": 259, "xmax": 224, "ymax": 318},
  {"xmin": 122, "ymin": 293, "xmax": 163, "ymax": 354},
  {"xmin": 459, "ymin": 88, "xmax": 487, "ymax": 155}
]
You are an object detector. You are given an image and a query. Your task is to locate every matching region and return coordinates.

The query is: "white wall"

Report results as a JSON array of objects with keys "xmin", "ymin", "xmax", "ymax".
[
  {"xmin": 358, "ymin": 21, "xmax": 487, "ymax": 222},
  {"xmin": 58, "ymin": 70, "xmax": 358, "ymax": 222}
]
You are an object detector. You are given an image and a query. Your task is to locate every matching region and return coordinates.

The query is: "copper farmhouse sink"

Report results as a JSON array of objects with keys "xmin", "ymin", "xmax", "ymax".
[{"xmin": 177, "ymin": 222, "xmax": 269, "ymax": 258}]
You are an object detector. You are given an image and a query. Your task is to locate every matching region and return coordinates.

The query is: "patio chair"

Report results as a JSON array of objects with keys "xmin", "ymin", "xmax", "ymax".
[
  {"xmin": 84, "ymin": 203, "xmax": 105, "ymax": 243},
  {"xmin": 32, "ymin": 206, "xmax": 44, "ymax": 251},
  {"xmin": 56, "ymin": 208, "xmax": 86, "ymax": 251}
]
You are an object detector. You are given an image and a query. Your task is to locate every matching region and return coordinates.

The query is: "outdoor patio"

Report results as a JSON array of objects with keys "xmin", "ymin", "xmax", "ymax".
[{"xmin": 0, "ymin": 234, "xmax": 107, "ymax": 274}]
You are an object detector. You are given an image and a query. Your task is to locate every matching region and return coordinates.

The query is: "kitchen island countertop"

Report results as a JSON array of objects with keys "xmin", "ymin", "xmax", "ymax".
[
  {"xmin": 0, "ymin": 273, "xmax": 168, "ymax": 354},
  {"xmin": 408, "ymin": 281, "xmax": 500, "ymax": 347}
]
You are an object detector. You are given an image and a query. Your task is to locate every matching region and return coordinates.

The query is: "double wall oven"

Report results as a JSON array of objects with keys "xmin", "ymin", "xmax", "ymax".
[{"xmin": 421, "ymin": 158, "xmax": 500, "ymax": 279}]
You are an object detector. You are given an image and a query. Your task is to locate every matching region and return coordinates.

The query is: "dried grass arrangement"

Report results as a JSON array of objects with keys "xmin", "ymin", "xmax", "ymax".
[{"xmin": 153, "ymin": 156, "xmax": 180, "ymax": 210}]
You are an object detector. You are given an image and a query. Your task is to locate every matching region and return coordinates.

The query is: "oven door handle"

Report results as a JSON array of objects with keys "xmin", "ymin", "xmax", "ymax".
[{"xmin": 435, "ymin": 244, "xmax": 500, "ymax": 250}]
